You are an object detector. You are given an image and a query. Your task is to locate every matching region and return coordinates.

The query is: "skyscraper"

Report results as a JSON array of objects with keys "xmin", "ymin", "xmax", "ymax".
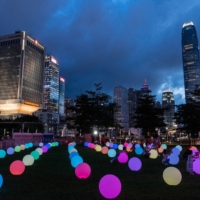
[
  {"xmin": 182, "ymin": 21, "xmax": 200, "ymax": 103},
  {"xmin": 162, "ymin": 90, "xmax": 175, "ymax": 127},
  {"xmin": 59, "ymin": 77, "xmax": 65, "ymax": 116},
  {"xmin": 0, "ymin": 31, "xmax": 45, "ymax": 119},
  {"xmin": 114, "ymin": 86, "xmax": 129, "ymax": 131},
  {"xmin": 44, "ymin": 55, "xmax": 59, "ymax": 112}
]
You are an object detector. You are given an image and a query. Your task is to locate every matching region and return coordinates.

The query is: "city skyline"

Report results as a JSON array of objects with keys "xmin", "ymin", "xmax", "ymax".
[{"xmin": 1, "ymin": 1, "xmax": 200, "ymax": 105}]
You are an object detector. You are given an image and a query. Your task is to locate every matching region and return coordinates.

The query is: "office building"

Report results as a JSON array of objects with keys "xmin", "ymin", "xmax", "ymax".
[
  {"xmin": 182, "ymin": 21, "xmax": 200, "ymax": 103},
  {"xmin": 114, "ymin": 86, "xmax": 129, "ymax": 131},
  {"xmin": 44, "ymin": 55, "xmax": 59, "ymax": 112},
  {"xmin": 141, "ymin": 79, "xmax": 152, "ymax": 97},
  {"xmin": 59, "ymin": 77, "xmax": 65, "ymax": 117},
  {"xmin": 0, "ymin": 31, "xmax": 45, "ymax": 119},
  {"xmin": 162, "ymin": 90, "xmax": 175, "ymax": 127}
]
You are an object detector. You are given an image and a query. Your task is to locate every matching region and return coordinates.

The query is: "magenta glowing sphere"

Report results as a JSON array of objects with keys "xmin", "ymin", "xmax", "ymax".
[
  {"xmin": 193, "ymin": 159, "xmax": 200, "ymax": 174},
  {"xmin": 124, "ymin": 142, "xmax": 128, "ymax": 147},
  {"xmin": 42, "ymin": 146, "xmax": 48, "ymax": 153},
  {"xmin": 75, "ymin": 163, "xmax": 91, "ymax": 179},
  {"xmin": 118, "ymin": 152, "xmax": 128, "ymax": 163},
  {"xmin": 99, "ymin": 174, "xmax": 121, "ymax": 199},
  {"xmin": 128, "ymin": 157, "xmax": 142, "ymax": 171},
  {"xmin": 91, "ymin": 143, "xmax": 95, "ymax": 148},
  {"xmin": 10, "ymin": 160, "xmax": 25, "ymax": 175}
]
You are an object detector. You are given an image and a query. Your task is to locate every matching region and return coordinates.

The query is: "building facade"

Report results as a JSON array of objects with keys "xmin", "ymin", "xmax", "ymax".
[
  {"xmin": 182, "ymin": 21, "xmax": 200, "ymax": 103},
  {"xmin": 0, "ymin": 31, "xmax": 45, "ymax": 119},
  {"xmin": 114, "ymin": 86, "xmax": 129, "ymax": 131},
  {"xmin": 44, "ymin": 55, "xmax": 59, "ymax": 112},
  {"xmin": 162, "ymin": 90, "xmax": 175, "ymax": 128},
  {"xmin": 59, "ymin": 77, "xmax": 65, "ymax": 117}
]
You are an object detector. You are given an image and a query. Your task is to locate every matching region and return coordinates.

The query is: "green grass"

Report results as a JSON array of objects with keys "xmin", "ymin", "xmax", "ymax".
[{"xmin": 0, "ymin": 144, "xmax": 200, "ymax": 200}]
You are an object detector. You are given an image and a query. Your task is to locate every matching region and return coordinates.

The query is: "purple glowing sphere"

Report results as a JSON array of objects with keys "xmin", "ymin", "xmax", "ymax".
[
  {"xmin": 99, "ymin": 174, "xmax": 121, "ymax": 199},
  {"xmin": 75, "ymin": 163, "xmax": 91, "ymax": 179},
  {"xmin": 42, "ymin": 146, "xmax": 48, "ymax": 153},
  {"xmin": 193, "ymin": 159, "xmax": 200, "ymax": 174},
  {"xmin": 128, "ymin": 157, "xmax": 142, "ymax": 171}
]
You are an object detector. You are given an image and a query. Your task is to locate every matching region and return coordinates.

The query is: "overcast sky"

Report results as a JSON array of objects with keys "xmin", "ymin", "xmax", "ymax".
[{"xmin": 1, "ymin": 0, "xmax": 200, "ymax": 105}]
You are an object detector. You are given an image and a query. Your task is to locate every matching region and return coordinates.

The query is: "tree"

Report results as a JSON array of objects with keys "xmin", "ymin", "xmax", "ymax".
[
  {"xmin": 174, "ymin": 85, "xmax": 200, "ymax": 140},
  {"xmin": 67, "ymin": 83, "xmax": 119, "ymax": 134},
  {"xmin": 133, "ymin": 94, "xmax": 166, "ymax": 138}
]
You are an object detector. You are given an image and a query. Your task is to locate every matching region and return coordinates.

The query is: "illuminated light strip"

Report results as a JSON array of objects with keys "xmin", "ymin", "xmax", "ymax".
[
  {"xmin": 60, "ymin": 77, "xmax": 65, "ymax": 82},
  {"xmin": 24, "ymin": 101, "xmax": 40, "ymax": 107}
]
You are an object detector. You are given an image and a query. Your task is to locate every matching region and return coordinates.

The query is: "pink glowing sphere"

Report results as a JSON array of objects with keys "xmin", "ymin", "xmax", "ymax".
[
  {"xmin": 91, "ymin": 143, "xmax": 95, "ymax": 148},
  {"xmin": 75, "ymin": 163, "xmax": 91, "ymax": 179},
  {"xmin": 158, "ymin": 147, "xmax": 163, "ymax": 153},
  {"xmin": 126, "ymin": 146, "xmax": 132, "ymax": 152},
  {"xmin": 102, "ymin": 146, "xmax": 108, "ymax": 154},
  {"xmin": 10, "ymin": 160, "xmax": 25, "ymax": 175},
  {"xmin": 128, "ymin": 157, "xmax": 142, "ymax": 171},
  {"xmin": 42, "ymin": 146, "xmax": 48, "ymax": 153},
  {"xmin": 118, "ymin": 152, "xmax": 128, "ymax": 163},
  {"xmin": 124, "ymin": 142, "xmax": 128, "ymax": 147},
  {"xmin": 189, "ymin": 146, "xmax": 197, "ymax": 151},
  {"xmin": 99, "ymin": 174, "xmax": 121, "ymax": 199},
  {"xmin": 20, "ymin": 145, "xmax": 25, "ymax": 150}
]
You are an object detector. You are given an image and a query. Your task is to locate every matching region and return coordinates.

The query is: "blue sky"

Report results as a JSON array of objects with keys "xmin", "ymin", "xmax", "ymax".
[{"xmin": 1, "ymin": 0, "xmax": 200, "ymax": 105}]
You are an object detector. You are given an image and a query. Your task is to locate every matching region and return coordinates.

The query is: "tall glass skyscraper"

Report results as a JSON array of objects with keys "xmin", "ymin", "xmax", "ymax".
[
  {"xmin": 44, "ymin": 55, "xmax": 59, "ymax": 112},
  {"xmin": 59, "ymin": 77, "xmax": 65, "ymax": 115},
  {"xmin": 0, "ymin": 31, "xmax": 45, "ymax": 119},
  {"xmin": 182, "ymin": 21, "xmax": 200, "ymax": 103}
]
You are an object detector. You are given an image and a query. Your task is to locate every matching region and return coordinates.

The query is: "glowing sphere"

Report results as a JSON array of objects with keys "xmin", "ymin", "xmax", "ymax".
[
  {"xmin": 7, "ymin": 147, "xmax": 14, "ymax": 155},
  {"xmin": 14, "ymin": 146, "xmax": 21, "ymax": 153},
  {"xmin": 52, "ymin": 142, "xmax": 56, "ymax": 147},
  {"xmin": 143, "ymin": 143, "xmax": 146, "ymax": 147},
  {"xmin": 95, "ymin": 145, "xmax": 102, "ymax": 152},
  {"xmin": 161, "ymin": 144, "xmax": 167, "ymax": 150},
  {"xmin": 20, "ymin": 145, "xmax": 25, "ymax": 150},
  {"xmin": 69, "ymin": 152, "xmax": 79, "ymax": 159},
  {"xmin": 124, "ymin": 142, "xmax": 128, "ymax": 147},
  {"xmin": 55, "ymin": 142, "xmax": 59, "ymax": 146},
  {"xmin": 46, "ymin": 143, "xmax": 51, "ymax": 149},
  {"xmin": 172, "ymin": 147, "xmax": 180, "ymax": 156},
  {"xmin": 39, "ymin": 142, "xmax": 43, "ymax": 147},
  {"xmin": 118, "ymin": 152, "xmax": 128, "ymax": 163},
  {"xmin": 193, "ymin": 159, "xmax": 200, "ymax": 174},
  {"xmin": 90, "ymin": 143, "xmax": 95, "ymax": 148},
  {"xmin": 73, "ymin": 142, "xmax": 76, "ymax": 146},
  {"xmin": 68, "ymin": 145, "xmax": 74, "ymax": 152},
  {"xmin": 148, "ymin": 144, "xmax": 153, "ymax": 149},
  {"xmin": 25, "ymin": 143, "xmax": 29, "ymax": 149},
  {"xmin": 163, "ymin": 167, "xmax": 182, "ymax": 186},
  {"xmin": 102, "ymin": 146, "xmax": 108, "ymax": 154},
  {"xmin": 87, "ymin": 143, "xmax": 91, "ymax": 148},
  {"xmin": 75, "ymin": 163, "xmax": 91, "ymax": 179},
  {"xmin": 126, "ymin": 146, "xmax": 132, "ymax": 152},
  {"xmin": 118, "ymin": 144, "xmax": 123, "ymax": 150},
  {"xmin": 128, "ymin": 157, "xmax": 142, "ymax": 171},
  {"xmin": 106, "ymin": 142, "xmax": 110, "ymax": 147},
  {"xmin": 42, "ymin": 146, "xmax": 48, "ymax": 153},
  {"xmin": 189, "ymin": 146, "xmax": 197, "ymax": 151},
  {"xmin": 135, "ymin": 147, "xmax": 143, "ymax": 155},
  {"xmin": 68, "ymin": 142, "xmax": 74, "ymax": 146},
  {"xmin": 135, "ymin": 144, "xmax": 140, "ymax": 148},
  {"xmin": 113, "ymin": 144, "xmax": 118, "ymax": 149},
  {"xmin": 0, "ymin": 174, "xmax": 3, "ymax": 188},
  {"xmin": 84, "ymin": 142, "xmax": 88, "ymax": 147},
  {"xmin": 69, "ymin": 148, "xmax": 78, "ymax": 154},
  {"xmin": 192, "ymin": 150, "xmax": 199, "ymax": 156},
  {"xmin": 158, "ymin": 147, "xmax": 163, "ymax": 153},
  {"xmin": 99, "ymin": 174, "xmax": 121, "ymax": 199},
  {"xmin": 35, "ymin": 148, "xmax": 43, "ymax": 155},
  {"xmin": 128, "ymin": 143, "xmax": 133, "ymax": 147},
  {"xmin": 71, "ymin": 156, "xmax": 83, "ymax": 168},
  {"xmin": 30, "ymin": 151, "xmax": 40, "ymax": 160},
  {"xmin": 149, "ymin": 149, "xmax": 158, "ymax": 159},
  {"xmin": 28, "ymin": 143, "xmax": 33, "ymax": 148},
  {"xmin": 176, "ymin": 145, "xmax": 182, "ymax": 152},
  {"xmin": 22, "ymin": 155, "xmax": 34, "ymax": 166},
  {"xmin": 108, "ymin": 149, "xmax": 116, "ymax": 158},
  {"xmin": 168, "ymin": 154, "xmax": 179, "ymax": 165},
  {"xmin": 109, "ymin": 143, "xmax": 114, "ymax": 148},
  {"xmin": 10, "ymin": 160, "xmax": 25, "ymax": 175},
  {"xmin": 0, "ymin": 150, "xmax": 6, "ymax": 158}
]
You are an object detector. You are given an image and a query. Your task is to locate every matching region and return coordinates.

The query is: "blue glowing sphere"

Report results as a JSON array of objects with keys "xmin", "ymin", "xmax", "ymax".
[
  {"xmin": 69, "ymin": 152, "xmax": 79, "ymax": 160},
  {"xmin": 68, "ymin": 145, "xmax": 74, "ymax": 152},
  {"xmin": 135, "ymin": 147, "xmax": 143, "ymax": 155},
  {"xmin": 172, "ymin": 147, "xmax": 180, "ymax": 156},
  {"xmin": 39, "ymin": 142, "xmax": 43, "ymax": 147},
  {"xmin": 109, "ymin": 143, "xmax": 114, "ymax": 148},
  {"xmin": 7, "ymin": 147, "xmax": 14, "ymax": 155},
  {"xmin": 135, "ymin": 144, "xmax": 140, "ymax": 148},
  {"xmin": 108, "ymin": 149, "xmax": 116, "ymax": 158},
  {"xmin": 25, "ymin": 144, "xmax": 29, "ymax": 149},
  {"xmin": 0, "ymin": 174, "xmax": 3, "ymax": 188},
  {"xmin": 71, "ymin": 155, "xmax": 83, "ymax": 168},
  {"xmin": 0, "ymin": 150, "xmax": 6, "ymax": 158},
  {"xmin": 73, "ymin": 142, "xmax": 76, "ymax": 146},
  {"xmin": 168, "ymin": 154, "xmax": 179, "ymax": 165},
  {"xmin": 84, "ymin": 142, "xmax": 88, "ymax": 147},
  {"xmin": 175, "ymin": 145, "xmax": 182, "ymax": 152},
  {"xmin": 113, "ymin": 144, "xmax": 118, "ymax": 149},
  {"xmin": 161, "ymin": 144, "xmax": 167, "ymax": 150},
  {"xmin": 46, "ymin": 143, "xmax": 51, "ymax": 149},
  {"xmin": 28, "ymin": 143, "xmax": 33, "ymax": 148},
  {"xmin": 55, "ymin": 142, "xmax": 59, "ymax": 146}
]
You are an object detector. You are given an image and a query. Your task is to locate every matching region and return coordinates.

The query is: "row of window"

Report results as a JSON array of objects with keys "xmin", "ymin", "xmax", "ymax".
[
  {"xmin": 27, "ymin": 41, "xmax": 44, "ymax": 55},
  {"xmin": 0, "ymin": 39, "xmax": 20, "ymax": 47}
]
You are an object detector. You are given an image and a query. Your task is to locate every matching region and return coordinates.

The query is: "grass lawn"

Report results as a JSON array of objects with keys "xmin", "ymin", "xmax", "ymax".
[{"xmin": 0, "ymin": 144, "xmax": 200, "ymax": 200}]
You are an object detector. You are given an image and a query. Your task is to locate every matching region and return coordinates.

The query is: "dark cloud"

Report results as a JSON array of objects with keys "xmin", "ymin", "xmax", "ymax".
[{"xmin": 1, "ymin": 0, "xmax": 200, "ymax": 104}]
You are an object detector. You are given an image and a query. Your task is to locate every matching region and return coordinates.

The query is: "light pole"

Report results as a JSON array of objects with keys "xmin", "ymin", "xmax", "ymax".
[{"xmin": 166, "ymin": 127, "xmax": 168, "ymax": 142}]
